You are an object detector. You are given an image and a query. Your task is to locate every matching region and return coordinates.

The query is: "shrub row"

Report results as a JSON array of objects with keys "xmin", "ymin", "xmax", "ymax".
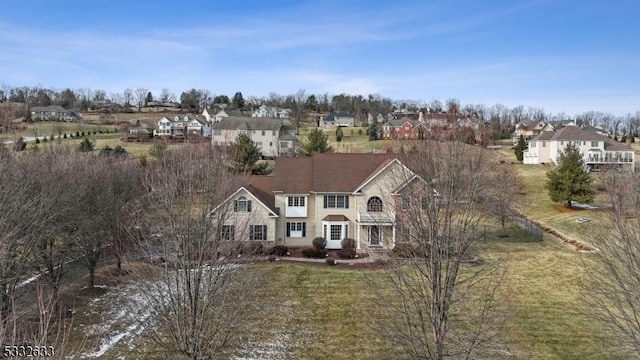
[
  {"xmin": 224, "ymin": 243, "xmax": 290, "ymax": 257},
  {"xmin": 302, "ymin": 248, "xmax": 327, "ymax": 259}
]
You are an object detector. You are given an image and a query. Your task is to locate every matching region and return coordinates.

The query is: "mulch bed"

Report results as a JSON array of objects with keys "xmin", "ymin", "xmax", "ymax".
[{"xmin": 286, "ymin": 247, "xmax": 370, "ymax": 260}]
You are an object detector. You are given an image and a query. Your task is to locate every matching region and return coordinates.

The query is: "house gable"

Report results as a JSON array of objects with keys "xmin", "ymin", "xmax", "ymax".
[{"xmin": 209, "ymin": 186, "xmax": 278, "ymax": 218}]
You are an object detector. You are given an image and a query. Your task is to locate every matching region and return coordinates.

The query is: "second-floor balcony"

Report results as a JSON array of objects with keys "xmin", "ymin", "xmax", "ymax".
[{"xmin": 586, "ymin": 156, "xmax": 633, "ymax": 164}]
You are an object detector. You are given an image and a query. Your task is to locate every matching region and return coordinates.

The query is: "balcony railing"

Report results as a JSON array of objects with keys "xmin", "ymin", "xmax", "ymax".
[{"xmin": 586, "ymin": 157, "xmax": 633, "ymax": 163}]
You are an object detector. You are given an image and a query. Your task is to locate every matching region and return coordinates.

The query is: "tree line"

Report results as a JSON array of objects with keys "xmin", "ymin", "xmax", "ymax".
[{"xmin": 3, "ymin": 84, "xmax": 639, "ymax": 136}]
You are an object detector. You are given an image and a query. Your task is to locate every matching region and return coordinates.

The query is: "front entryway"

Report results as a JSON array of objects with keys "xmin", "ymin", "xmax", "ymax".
[{"xmin": 369, "ymin": 225, "xmax": 381, "ymax": 245}]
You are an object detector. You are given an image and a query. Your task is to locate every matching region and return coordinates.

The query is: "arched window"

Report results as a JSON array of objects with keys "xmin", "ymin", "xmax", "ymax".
[{"xmin": 367, "ymin": 196, "xmax": 383, "ymax": 212}]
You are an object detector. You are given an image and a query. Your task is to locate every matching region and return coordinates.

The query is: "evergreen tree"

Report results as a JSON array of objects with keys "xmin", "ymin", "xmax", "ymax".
[
  {"xmin": 545, "ymin": 143, "xmax": 595, "ymax": 208},
  {"xmin": 78, "ymin": 138, "xmax": 95, "ymax": 152},
  {"xmin": 99, "ymin": 145, "xmax": 114, "ymax": 155},
  {"xmin": 514, "ymin": 135, "xmax": 527, "ymax": 162},
  {"xmin": 145, "ymin": 91, "xmax": 153, "ymax": 105},
  {"xmin": 230, "ymin": 133, "xmax": 260, "ymax": 173},
  {"xmin": 368, "ymin": 120, "xmax": 378, "ymax": 141},
  {"xmin": 336, "ymin": 127, "xmax": 343, "ymax": 142},
  {"xmin": 303, "ymin": 128, "xmax": 331, "ymax": 156},
  {"xmin": 113, "ymin": 145, "xmax": 127, "ymax": 155},
  {"xmin": 232, "ymin": 92, "xmax": 245, "ymax": 110}
]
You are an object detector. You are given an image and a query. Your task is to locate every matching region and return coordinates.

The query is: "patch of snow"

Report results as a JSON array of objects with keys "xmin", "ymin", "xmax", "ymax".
[
  {"xmin": 18, "ymin": 273, "xmax": 42, "ymax": 288},
  {"xmin": 572, "ymin": 202, "xmax": 598, "ymax": 209},
  {"xmin": 80, "ymin": 283, "xmax": 153, "ymax": 359},
  {"xmin": 83, "ymin": 323, "xmax": 139, "ymax": 358}
]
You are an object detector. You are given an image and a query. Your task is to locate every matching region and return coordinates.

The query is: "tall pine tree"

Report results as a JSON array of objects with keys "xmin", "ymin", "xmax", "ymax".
[
  {"xmin": 230, "ymin": 133, "xmax": 260, "ymax": 173},
  {"xmin": 545, "ymin": 143, "xmax": 595, "ymax": 208},
  {"xmin": 303, "ymin": 128, "xmax": 331, "ymax": 156},
  {"xmin": 514, "ymin": 135, "xmax": 527, "ymax": 162}
]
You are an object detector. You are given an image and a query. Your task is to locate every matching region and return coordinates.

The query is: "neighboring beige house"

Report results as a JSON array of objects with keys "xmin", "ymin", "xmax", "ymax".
[
  {"xmin": 512, "ymin": 120, "xmax": 546, "ymax": 144},
  {"xmin": 322, "ymin": 111, "xmax": 355, "ymax": 127},
  {"xmin": 211, "ymin": 117, "xmax": 298, "ymax": 157},
  {"xmin": 210, "ymin": 154, "xmax": 423, "ymax": 250},
  {"xmin": 523, "ymin": 126, "xmax": 635, "ymax": 172},
  {"xmin": 31, "ymin": 105, "xmax": 81, "ymax": 121}
]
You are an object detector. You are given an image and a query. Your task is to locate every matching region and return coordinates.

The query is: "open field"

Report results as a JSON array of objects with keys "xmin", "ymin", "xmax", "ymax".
[
  {"xmin": 493, "ymin": 143, "xmax": 610, "ymax": 248},
  {"xmin": 63, "ymin": 224, "xmax": 630, "ymax": 359},
  {"xmin": 298, "ymin": 126, "xmax": 406, "ymax": 153},
  {"xmin": 28, "ymin": 133, "xmax": 187, "ymax": 157}
]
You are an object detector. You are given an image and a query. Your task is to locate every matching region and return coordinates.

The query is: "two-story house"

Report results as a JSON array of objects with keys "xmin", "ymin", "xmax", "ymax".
[
  {"xmin": 512, "ymin": 120, "xmax": 546, "ymax": 145},
  {"xmin": 153, "ymin": 114, "xmax": 210, "ymax": 137},
  {"xmin": 210, "ymin": 154, "xmax": 422, "ymax": 250},
  {"xmin": 211, "ymin": 117, "xmax": 297, "ymax": 157},
  {"xmin": 202, "ymin": 108, "xmax": 229, "ymax": 123},
  {"xmin": 523, "ymin": 126, "xmax": 635, "ymax": 171},
  {"xmin": 31, "ymin": 105, "xmax": 81, "ymax": 122},
  {"xmin": 251, "ymin": 105, "xmax": 289, "ymax": 119},
  {"xmin": 381, "ymin": 118, "xmax": 429, "ymax": 139},
  {"xmin": 322, "ymin": 111, "xmax": 355, "ymax": 127}
]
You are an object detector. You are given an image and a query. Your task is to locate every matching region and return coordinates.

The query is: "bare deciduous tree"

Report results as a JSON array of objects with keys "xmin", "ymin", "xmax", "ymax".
[
  {"xmin": 159, "ymin": 88, "xmax": 171, "ymax": 103},
  {"xmin": 135, "ymin": 88, "xmax": 148, "ymax": 112},
  {"xmin": 0, "ymin": 150, "xmax": 79, "ymax": 357},
  {"xmin": 487, "ymin": 163, "xmax": 523, "ymax": 231},
  {"xmin": 198, "ymin": 89, "xmax": 211, "ymax": 111},
  {"xmin": 290, "ymin": 88, "xmax": 306, "ymax": 134},
  {"xmin": 74, "ymin": 155, "xmax": 142, "ymax": 288},
  {"xmin": 372, "ymin": 141, "xmax": 511, "ymax": 359},
  {"xmin": 583, "ymin": 171, "xmax": 640, "ymax": 356},
  {"xmin": 133, "ymin": 145, "xmax": 268, "ymax": 359}
]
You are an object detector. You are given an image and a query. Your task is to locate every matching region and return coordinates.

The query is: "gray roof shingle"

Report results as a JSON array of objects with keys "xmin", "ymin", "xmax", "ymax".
[
  {"xmin": 211, "ymin": 117, "xmax": 283, "ymax": 131},
  {"xmin": 532, "ymin": 126, "xmax": 633, "ymax": 151}
]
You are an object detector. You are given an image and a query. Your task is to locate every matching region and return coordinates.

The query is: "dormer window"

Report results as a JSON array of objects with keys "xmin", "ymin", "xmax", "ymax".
[
  {"xmin": 234, "ymin": 196, "xmax": 251, "ymax": 212},
  {"xmin": 367, "ymin": 196, "xmax": 383, "ymax": 212}
]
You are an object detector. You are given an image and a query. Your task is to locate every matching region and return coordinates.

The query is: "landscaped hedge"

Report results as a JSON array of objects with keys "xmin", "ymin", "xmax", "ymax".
[
  {"xmin": 302, "ymin": 247, "xmax": 327, "ymax": 259},
  {"xmin": 265, "ymin": 245, "xmax": 289, "ymax": 257}
]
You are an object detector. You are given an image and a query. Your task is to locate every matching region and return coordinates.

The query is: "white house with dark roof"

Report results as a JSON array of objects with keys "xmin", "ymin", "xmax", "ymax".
[
  {"xmin": 211, "ymin": 117, "xmax": 298, "ymax": 157},
  {"xmin": 251, "ymin": 105, "xmax": 289, "ymax": 119},
  {"xmin": 202, "ymin": 108, "xmax": 229, "ymax": 123},
  {"xmin": 524, "ymin": 126, "xmax": 634, "ymax": 171},
  {"xmin": 153, "ymin": 113, "xmax": 210, "ymax": 137}
]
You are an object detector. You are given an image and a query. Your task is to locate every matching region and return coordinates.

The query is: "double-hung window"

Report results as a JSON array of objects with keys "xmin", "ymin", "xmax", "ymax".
[
  {"xmin": 323, "ymin": 195, "xmax": 349, "ymax": 209},
  {"xmin": 220, "ymin": 225, "xmax": 234, "ymax": 240},
  {"xmin": 234, "ymin": 196, "xmax": 252, "ymax": 212},
  {"xmin": 249, "ymin": 225, "xmax": 267, "ymax": 241},
  {"xmin": 286, "ymin": 222, "xmax": 306, "ymax": 237}
]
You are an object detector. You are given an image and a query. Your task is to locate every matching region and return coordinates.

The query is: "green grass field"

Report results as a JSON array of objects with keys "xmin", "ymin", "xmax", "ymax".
[
  {"xmin": 68, "ymin": 224, "xmax": 631, "ymax": 359},
  {"xmin": 298, "ymin": 126, "xmax": 408, "ymax": 153},
  {"xmin": 29, "ymin": 133, "xmax": 185, "ymax": 157}
]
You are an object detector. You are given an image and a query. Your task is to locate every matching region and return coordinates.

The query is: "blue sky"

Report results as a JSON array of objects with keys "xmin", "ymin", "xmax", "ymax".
[{"xmin": 1, "ymin": 0, "xmax": 638, "ymax": 115}]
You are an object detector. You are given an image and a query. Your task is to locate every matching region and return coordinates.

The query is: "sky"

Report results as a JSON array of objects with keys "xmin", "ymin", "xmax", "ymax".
[{"xmin": 1, "ymin": 0, "xmax": 639, "ymax": 115}]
